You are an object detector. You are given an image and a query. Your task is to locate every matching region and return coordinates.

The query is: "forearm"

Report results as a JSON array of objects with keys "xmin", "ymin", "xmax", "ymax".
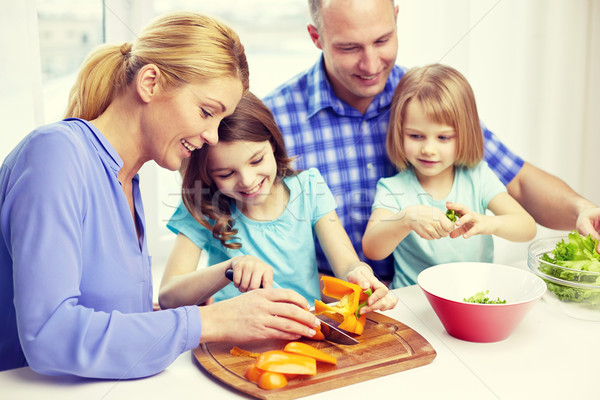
[
  {"xmin": 490, "ymin": 213, "xmax": 537, "ymax": 242},
  {"xmin": 362, "ymin": 213, "xmax": 411, "ymax": 260},
  {"xmin": 507, "ymin": 163, "xmax": 597, "ymax": 230},
  {"xmin": 159, "ymin": 260, "xmax": 231, "ymax": 309}
]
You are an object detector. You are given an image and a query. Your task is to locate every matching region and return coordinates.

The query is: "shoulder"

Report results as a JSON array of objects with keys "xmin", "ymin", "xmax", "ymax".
[{"xmin": 263, "ymin": 68, "xmax": 312, "ymax": 108}]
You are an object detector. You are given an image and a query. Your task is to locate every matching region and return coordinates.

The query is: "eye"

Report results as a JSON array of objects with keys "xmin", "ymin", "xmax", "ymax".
[
  {"xmin": 200, "ymin": 108, "xmax": 213, "ymax": 118},
  {"xmin": 250, "ymin": 156, "xmax": 264, "ymax": 165},
  {"xmin": 438, "ymin": 135, "xmax": 454, "ymax": 142},
  {"xmin": 214, "ymin": 171, "xmax": 233, "ymax": 179},
  {"xmin": 406, "ymin": 133, "xmax": 423, "ymax": 140}
]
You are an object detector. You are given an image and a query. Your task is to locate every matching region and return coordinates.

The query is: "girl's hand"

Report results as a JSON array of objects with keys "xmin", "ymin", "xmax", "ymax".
[
  {"xmin": 229, "ymin": 255, "xmax": 274, "ymax": 292},
  {"xmin": 447, "ymin": 201, "xmax": 491, "ymax": 239},
  {"xmin": 199, "ymin": 289, "xmax": 320, "ymax": 343},
  {"xmin": 406, "ymin": 205, "xmax": 455, "ymax": 239},
  {"xmin": 346, "ymin": 263, "xmax": 398, "ymax": 313}
]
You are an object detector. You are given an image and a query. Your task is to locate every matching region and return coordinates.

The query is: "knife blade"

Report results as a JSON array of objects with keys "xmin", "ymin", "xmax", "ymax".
[{"xmin": 317, "ymin": 315, "xmax": 359, "ymax": 345}]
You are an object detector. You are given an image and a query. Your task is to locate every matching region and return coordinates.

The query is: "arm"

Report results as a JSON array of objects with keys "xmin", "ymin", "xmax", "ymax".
[
  {"xmin": 507, "ymin": 162, "xmax": 600, "ymax": 240},
  {"xmin": 314, "ymin": 210, "xmax": 397, "ymax": 313},
  {"xmin": 447, "ymin": 194, "xmax": 537, "ymax": 242},
  {"xmin": 159, "ymin": 233, "xmax": 274, "ymax": 309},
  {"xmin": 362, "ymin": 206, "xmax": 455, "ymax": 260}
]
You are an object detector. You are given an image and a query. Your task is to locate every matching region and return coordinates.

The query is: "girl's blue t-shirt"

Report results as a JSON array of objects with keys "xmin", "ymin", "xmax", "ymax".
[
  {"xmin": 372, "ymin": 162, "xmax": 507, "ymax": 288},
  {"xmin": 167, "ymin": 168, "xmax": 337, "ymax": 303}
]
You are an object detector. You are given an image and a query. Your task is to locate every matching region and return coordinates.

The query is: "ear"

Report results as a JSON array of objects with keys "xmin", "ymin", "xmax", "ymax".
[
  {"xmin": 394, "ymin": 4, "xmax": 399, "ymax": 20},
  {"xmin": 136, "ymin": 64, "xmax": 161, "ymax": 103},
  {"xmin": 307, "ymin": 24, "xmax": 323, "ymax": 50}
]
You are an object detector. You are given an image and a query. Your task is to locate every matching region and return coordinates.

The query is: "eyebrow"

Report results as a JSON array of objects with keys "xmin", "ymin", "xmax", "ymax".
[
  {"xmin": 206, "ymin": 98, "xmax": 226, "ymax": 113},
  {"xmin": 335, "ymin": 31, "xmax": 395, "ymax": 47}
]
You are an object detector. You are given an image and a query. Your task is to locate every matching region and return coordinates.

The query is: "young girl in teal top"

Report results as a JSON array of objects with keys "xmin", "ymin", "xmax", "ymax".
[
  {"xmin": 362, "ymin": 64, "xmax": 537, "ymax": 289},
  {"xmin": 160, "ymin": 92, "xmax": 396, "ymax": 312}
]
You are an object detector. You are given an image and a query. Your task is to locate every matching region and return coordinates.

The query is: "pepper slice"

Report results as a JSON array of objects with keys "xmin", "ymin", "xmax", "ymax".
[
  {"xmin": 255, "ymin": 350, "xmax": 317, "ymax": 376},
  {"xmin": 314, "ymin": 276, "xmax": 370, "ymax": 335}
]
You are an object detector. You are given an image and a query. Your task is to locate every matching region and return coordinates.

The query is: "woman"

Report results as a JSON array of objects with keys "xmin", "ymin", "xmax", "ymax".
[{"xmin": 0, "ymin": 11, "xmax": 319, "ymax": 378}]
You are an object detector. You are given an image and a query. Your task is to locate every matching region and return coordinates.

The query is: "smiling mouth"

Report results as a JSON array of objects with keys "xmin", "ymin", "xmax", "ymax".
[
  {"xmin": 181, "ymin": 139, "xmax": 197, "ymax": 152},
  {"xmin": 240, "ymin": 178, "xmax": 265, "ymax": 197}
]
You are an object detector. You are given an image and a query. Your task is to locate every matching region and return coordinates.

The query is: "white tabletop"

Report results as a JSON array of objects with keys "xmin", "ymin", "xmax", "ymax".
[{"xmin": 2, "ymin": 279, "xmax": 598, "ymax": 400}]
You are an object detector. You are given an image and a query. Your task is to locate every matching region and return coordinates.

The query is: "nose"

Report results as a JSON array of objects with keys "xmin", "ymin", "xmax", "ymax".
[
  {"xmin": 358, "ymin": 46, "xmax": 379, "ymax": 73},
  {"xmin": 200, "ymin": 120, "xmax": 220, "ymax": 146},
  {"xmin": 421, "ymin": 139, "xmax": 436, "ymax": 155},
  {"xmin": 238, "ymin": 168, "xmax": 255, "ymax": 188}
]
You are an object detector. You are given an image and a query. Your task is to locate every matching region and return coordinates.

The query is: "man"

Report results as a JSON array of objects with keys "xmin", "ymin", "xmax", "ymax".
[{"xmin": 263, "ymin": 0, "xmax": 600, "ymax": 281}]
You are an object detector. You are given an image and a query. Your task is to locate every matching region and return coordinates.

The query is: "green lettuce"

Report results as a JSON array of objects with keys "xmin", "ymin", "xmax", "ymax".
[{"xmin": 539, "ymin": 231, "xmax": 600, "ymax": 305}]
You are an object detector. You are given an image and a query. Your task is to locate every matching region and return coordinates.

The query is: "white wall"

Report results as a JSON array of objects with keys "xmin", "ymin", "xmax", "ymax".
[{"xmin": 2, "ymin": 0, "xmax": 598, "ymax": 268}]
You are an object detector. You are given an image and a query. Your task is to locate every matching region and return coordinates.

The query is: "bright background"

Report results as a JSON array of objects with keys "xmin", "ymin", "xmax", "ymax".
[{"xmin": 1, "ymin": 0, "xmax": 598, "ymax": 272}]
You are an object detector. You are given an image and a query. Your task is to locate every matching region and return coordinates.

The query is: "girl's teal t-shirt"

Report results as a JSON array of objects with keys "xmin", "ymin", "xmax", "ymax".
[{"xmin": 167, "ymin": 168, "xmax": 337, "ymax": 303}]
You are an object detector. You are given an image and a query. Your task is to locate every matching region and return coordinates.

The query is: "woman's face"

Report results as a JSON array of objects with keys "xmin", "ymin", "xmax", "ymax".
[
  {"xmin": 144, "ymin": 76, "xmax": 243, "ymax": 171},
  {"xmin": 206, "ymin": 139, "xmax": 278, "ymax": 209}
]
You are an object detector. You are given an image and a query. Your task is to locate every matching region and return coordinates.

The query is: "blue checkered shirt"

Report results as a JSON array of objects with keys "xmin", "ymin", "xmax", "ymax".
[{"xmin": 263, "ymin": 57, "xmax": 524, "ymax": 280}]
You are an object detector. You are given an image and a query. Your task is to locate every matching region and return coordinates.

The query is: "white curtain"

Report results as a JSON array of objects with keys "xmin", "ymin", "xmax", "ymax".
[
  {"xmin": 396, "ymin": 0, "xmax": 599, "ymax": 205},
  {"xmin": 0, "ymin": 0, "xmax": 44, "ymax": 162}
]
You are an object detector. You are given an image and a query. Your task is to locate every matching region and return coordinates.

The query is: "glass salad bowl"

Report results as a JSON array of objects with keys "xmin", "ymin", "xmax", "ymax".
[{"xmin": 527, "ymin": 236, "xmax": 600, "ymax": 321}]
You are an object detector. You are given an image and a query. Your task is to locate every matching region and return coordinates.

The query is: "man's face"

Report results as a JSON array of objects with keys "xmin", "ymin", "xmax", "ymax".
[{"xmin": 309, "ymin": 0, "xmax": 399, "ymax": 113}]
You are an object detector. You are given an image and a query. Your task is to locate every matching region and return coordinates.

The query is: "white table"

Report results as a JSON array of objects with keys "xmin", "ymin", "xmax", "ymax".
[{"xmin": 2, "ymin": 282, "xmax": 598, "ymax": 400}]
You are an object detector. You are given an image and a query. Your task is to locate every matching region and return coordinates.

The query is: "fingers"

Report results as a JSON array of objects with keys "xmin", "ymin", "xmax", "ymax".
[
  {"xmin": 230, "ymin": 256, "xmax": 274, "ymax": 292},
  {"xmin": 359, "ymin": 291, "xmax": 398, "ymax": 314},
  {"xmin": 200, "ymin": 288, "xmax": 319, "ymax": 343}
]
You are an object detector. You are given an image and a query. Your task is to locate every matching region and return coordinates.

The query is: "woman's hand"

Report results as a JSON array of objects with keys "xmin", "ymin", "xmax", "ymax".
[
  {"xmin": 346, "ymin": 263, "xmax": 398, "ymax": 314},
  {"xmin": 198, "ymin": 289, "xmax": 320, "ymax": 343},
  {"xmin": 229, "ymin": 255, "xmax": 274, "ymax": 292}
]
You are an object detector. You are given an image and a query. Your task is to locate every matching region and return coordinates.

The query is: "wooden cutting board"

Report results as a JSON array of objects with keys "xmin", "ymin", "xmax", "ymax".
[{"xmin": 192, "ymin": 312, "xmax": 436, "ymax": 399}]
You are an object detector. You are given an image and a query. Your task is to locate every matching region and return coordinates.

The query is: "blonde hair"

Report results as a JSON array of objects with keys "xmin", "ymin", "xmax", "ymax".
[
  {"xmin": 64, "ymin": 11, "xmax": 249, "ymax": 120},
  {"xmin": 386, "ymin": 63, "xmax": 484, "ymax": 170}
]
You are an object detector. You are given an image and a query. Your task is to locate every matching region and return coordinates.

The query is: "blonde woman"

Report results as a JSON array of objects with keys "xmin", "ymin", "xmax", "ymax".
[
  {"xmin": 362, "ymin": 64, "xmax": 536, "ymax": 289},
  {"xmin": 0, "ymin": 11, "xmax": 319, "ymax": 378}
]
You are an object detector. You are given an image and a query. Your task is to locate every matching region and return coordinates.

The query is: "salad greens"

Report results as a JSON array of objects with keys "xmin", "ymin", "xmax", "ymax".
[
  {"xmin": 463, "ymin": 290, "xmax": 506, "ymax": 304},
  {"xmin": 539, "ymin": 231, "xmax": 600, "ymax": 305},
  {"xmin": 446, "ymin": 209, "xmax": 459, "ymax": 223}
]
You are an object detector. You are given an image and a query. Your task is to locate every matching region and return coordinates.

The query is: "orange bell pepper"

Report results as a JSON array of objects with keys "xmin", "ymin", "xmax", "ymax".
[
  {"xmin": 314, "ymin": 276, "xmax": 370, "ymax": 335},
  {"xmin": 255, "ymin": 350, "xmax": 317, "ymax": 376},
  {"xmin": 283, "ymin": 341, "xmax": 337, "ymax": 365},
  {"xmin": 257, "ymin": 371, "xmax": 288, "ymax": 390}
]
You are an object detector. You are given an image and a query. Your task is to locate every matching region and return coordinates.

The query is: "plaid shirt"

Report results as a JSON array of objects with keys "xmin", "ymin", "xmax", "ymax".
[{"xmin": 263, "ymin": 57, "xmax": 523, "ymax": 280}]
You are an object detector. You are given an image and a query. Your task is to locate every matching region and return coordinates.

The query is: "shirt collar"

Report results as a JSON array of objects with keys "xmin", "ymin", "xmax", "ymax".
[
  {"xmin": 64, "ymin": 118, "xmax": 125, "ymax": 176},
  {"xmin": 306, "ymin": 56, "xmax": 401, "ymax": 119}
]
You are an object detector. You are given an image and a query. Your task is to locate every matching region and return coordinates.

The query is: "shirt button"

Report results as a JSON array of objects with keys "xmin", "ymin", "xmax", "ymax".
[{"xmin": 367, "ymin": 163, "xmax": 374, "ymax": 170}]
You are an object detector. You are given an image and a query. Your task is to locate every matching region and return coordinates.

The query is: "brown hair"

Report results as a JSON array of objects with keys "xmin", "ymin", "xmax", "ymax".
[
  {"xmin": 64, "ymin": 11, "xmax": 249, "ymax": 120},
  {"xmin": 181, "ymin": 92, "xmax": 295, "ymax": 249},
  {"xmin": 386, "ymin": 63, "xmax": 484, "ymax": 170}
]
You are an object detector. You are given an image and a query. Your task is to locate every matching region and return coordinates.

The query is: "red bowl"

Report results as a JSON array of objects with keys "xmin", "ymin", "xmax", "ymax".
[{"xmin": 418, "ymin": 262, "xmax": 546, "ymax": 342}]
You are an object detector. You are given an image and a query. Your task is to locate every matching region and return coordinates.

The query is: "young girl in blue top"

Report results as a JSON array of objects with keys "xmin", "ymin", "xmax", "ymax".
[
  {"xmin": 362, "ymin": 64, "xmax": 537, "ymax": 289},
  {"xmin": 160, "ymin": 92, "xmax": 396, "ymax": 312}
]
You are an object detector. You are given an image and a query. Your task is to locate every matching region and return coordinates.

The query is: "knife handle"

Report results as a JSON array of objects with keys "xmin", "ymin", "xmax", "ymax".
[{"xmin": 224, "ymin": 268, "xmax": 263, "ymax": 288}]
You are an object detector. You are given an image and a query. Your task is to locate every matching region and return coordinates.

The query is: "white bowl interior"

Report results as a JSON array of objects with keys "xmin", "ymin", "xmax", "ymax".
[{"xmin": 418, "ymin": 262, "xmax": 546, "ymax": 304}]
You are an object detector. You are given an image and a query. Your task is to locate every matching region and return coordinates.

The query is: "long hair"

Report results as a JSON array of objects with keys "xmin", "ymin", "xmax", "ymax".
[
  {"xmin": 387, "ymin": 63, "xmax": 484, "ymax": 170},
  {"xmin": 64, "ymin": 11, "xmax": 249, "ymax": 120},
  {"xmin": 181, "ymin": 92, "xmax": 295, "ymax": 249}
]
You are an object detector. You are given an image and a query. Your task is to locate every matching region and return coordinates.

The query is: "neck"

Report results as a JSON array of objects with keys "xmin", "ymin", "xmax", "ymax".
[
  {"xmin": 415, "ymin": 166, "xmax": 455, "ymax": 201},
  {"xmin": 90, "ymin": 93, "xmax": 148, "ymax": 184}
]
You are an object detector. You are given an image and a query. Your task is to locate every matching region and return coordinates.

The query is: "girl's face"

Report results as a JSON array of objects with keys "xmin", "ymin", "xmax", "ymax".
[
  {"xmin": 207, "ymin": 139, "xmax": 279, "ymax": 209},
  {"xmin": 402, "ymin": 99, "xmax": 457, "ymax": 182},
  {"xmin": 143, "ymin": 76, "xmax": 243, "ymax": 171}
]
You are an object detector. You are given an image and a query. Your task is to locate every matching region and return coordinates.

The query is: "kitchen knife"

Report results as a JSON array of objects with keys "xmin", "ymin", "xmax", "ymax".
[
  {"xmin": 317, "ymin": 315, "xmax": 359, "ymax": 345},
  {"xmin": 225, "ymin": 268, "xmax": 358, "ymax": 345},
  {"xmin": 224, "ymin": 268, "xmax": 263, "ymax": 288}
]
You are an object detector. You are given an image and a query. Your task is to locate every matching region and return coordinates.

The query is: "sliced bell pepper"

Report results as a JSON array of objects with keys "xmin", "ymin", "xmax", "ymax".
[
  {"xmin": 283, "ymin": 341, "xmax": 337, "ymax": 365},
  {"xmin": 255, "ymin": 350, "xmax": 317, "ymax": 376},
  {"xmin": 314, "ymin": 276, "xmax": 370, "ymax": 335},
  {"xmin": 257, "ymin": 371, "xmax": 288, "ymax": 390}
]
